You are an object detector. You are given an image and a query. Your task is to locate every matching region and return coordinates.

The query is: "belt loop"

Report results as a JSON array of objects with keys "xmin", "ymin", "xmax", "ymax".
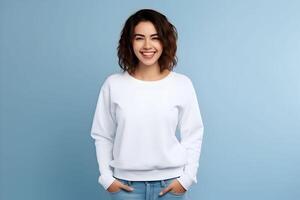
[
  {"xmin": 160, "ymin": 180, "xmax": 166, "ymax": 187},
  {"xmin": 127, "ymin": 180, "xmax": 132, "ymax": 186}
]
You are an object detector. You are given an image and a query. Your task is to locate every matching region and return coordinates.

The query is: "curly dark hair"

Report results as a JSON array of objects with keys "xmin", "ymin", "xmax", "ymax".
[{"xmin": 117, "ymin": 9, "xmax": 178, "ymax": 74}]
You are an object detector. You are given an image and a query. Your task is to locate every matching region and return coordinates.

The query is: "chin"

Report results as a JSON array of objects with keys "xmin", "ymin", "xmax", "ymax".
[
  {"xmin": 138, "ymin": 58, "xmax": 160, "ymax": 67},
  {"xmin": 139, "ymin": 61, "xmax": 158, "ymax": 67}
]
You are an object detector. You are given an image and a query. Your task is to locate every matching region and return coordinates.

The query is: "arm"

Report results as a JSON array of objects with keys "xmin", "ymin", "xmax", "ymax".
[
  {"xmin": 90, "ymin": 81, "xmax": 116, "ymax": 190},
  {"xmin": 176, "ymin": 78, "xmax": 204, "ymax": 191}
]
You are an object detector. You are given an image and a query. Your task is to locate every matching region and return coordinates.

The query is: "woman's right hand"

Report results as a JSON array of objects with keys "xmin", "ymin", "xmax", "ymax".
[{"xmin": 106, "ymin": 179, "xmax": 134, "ymax": 193}]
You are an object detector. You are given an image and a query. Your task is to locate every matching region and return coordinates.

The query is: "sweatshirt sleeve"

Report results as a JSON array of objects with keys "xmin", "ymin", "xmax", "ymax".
[
  {"xmin": 176, "ymin": 78, "xmax": 204, "ymax": 191},
  {"xmin": 90, "ymin": 80, "xmax": 117, "ymax": 190}
]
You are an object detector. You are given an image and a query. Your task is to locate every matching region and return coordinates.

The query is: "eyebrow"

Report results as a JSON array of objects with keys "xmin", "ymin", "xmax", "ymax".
[{"xmin": 133, "ymin": 33, "xmax": 159, "ymax": 37}]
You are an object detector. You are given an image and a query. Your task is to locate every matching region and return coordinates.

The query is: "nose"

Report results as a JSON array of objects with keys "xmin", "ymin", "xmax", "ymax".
[{"xmin": 143, "ymin": 38, "xmax": 151, "ymax": 49}]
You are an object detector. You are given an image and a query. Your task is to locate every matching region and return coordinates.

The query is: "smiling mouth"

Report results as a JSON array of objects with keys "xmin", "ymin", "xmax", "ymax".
[{"xmin": 140, "ymin": 51, "xmax": 156, "ymax": 58}]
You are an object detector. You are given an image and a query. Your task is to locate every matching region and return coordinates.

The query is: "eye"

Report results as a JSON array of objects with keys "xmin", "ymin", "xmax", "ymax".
[
  {"xmin": 152, "ymin": 37, "xmax": 160, "ymax": 40},
  {"xmin": 135, "ymin": 37, "xmax": 143, "ymax": 40}
]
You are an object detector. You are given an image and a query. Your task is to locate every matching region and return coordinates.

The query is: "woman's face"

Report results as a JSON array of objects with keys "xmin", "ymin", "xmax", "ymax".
[{"xmin": 132, "ymin": 21, "xmax": 163, "ymax": 69}]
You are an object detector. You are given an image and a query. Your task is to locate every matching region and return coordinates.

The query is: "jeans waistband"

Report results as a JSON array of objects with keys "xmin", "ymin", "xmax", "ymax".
[{"xmin": 113, "ymin": 176, "xmax": 179, "ymax": 187}]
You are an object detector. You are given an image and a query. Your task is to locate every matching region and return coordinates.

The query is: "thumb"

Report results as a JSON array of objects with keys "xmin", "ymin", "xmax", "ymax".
[{"xmin": 120, "ymin": 183, "xmax": 134, "ymax": 192}]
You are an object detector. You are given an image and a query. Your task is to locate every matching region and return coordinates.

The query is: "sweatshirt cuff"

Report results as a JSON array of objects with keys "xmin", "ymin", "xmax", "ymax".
[
  {"xmin": 176, "ymin": 173, "xmax": 194, "ymax": 191},
  {"xmin": 98, "ymin": 174, "xmax": 116, "ymax": 190}
]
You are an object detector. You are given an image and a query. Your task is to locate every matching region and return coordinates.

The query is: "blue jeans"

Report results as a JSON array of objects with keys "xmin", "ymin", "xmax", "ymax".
[{"xmin": 108, "ymin": 176, "xmax": 188, "ymax": 200}]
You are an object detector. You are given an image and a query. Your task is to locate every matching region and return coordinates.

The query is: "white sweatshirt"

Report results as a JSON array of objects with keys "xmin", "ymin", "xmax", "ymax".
[{"xmin": 90, "ymin": 70, "xmax": 204, "ymax": 191}]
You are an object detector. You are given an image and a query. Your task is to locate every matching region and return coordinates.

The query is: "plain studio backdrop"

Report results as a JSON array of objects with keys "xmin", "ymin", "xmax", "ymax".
[{"xmin": 0, "ymin": 0, "xmax": 299, "ymax": 200}]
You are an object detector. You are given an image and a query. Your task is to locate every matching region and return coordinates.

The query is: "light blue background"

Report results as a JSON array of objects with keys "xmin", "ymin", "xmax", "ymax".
[{"xmin": 1, "ymin": 0, "xmax": 299, "ymax": 200}]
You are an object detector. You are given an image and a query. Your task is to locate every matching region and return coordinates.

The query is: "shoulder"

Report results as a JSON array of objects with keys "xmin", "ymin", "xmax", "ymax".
[
  {"xmin": 101, "ymin": 71, "xmax": 124, "ymax": 88},
  {"xmin": 104, "ymin": 71, "xmax": 123, "ymax": 83},
  {"xmin": 172, "ymin": 71, "xmax": 194, "ymax": 88}
]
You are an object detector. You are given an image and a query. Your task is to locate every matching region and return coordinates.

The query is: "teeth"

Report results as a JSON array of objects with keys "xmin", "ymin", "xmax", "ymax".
[{"xmin": 142, "ymin": 52, "xmax": 155, "ymax": 56}]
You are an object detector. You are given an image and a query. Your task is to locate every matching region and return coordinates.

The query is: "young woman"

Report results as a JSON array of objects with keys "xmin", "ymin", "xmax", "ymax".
[{"xmin": 91, "ymin": 9, "xmax": 204, "ymax": 200}]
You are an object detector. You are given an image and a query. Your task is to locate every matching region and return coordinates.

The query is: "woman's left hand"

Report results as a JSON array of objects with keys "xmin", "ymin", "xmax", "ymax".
[{"xmin": 159, "ymin": 179, "xmax": 187, "ymax": 196}]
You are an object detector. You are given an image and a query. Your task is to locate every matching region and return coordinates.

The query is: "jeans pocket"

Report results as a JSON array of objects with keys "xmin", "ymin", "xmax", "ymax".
[
  {"xmin": 164, "ymin": 177, "xmax": 186, "ymax": 196},
  {"xmin": 107, "ymin": 178, "xmax": 126, "ymax": 194},
  {"xmin": 107, "ymin": 188, "xmax": 123, "ymax": 194},
  {"xmin": 168, "ymin": 190, "xmax": 186, "ymax": 196}
]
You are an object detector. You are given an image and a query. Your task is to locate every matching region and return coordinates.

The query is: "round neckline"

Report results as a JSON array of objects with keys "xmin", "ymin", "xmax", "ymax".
[{"xmin": 125, "ymin": 70, "xmax": 174, "ymax": 84}]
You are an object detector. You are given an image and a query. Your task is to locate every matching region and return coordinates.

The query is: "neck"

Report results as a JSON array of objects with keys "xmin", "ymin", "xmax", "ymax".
[{"xmin": 131, "ymin": 64, "xmax": 170, "ymax": 81}]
